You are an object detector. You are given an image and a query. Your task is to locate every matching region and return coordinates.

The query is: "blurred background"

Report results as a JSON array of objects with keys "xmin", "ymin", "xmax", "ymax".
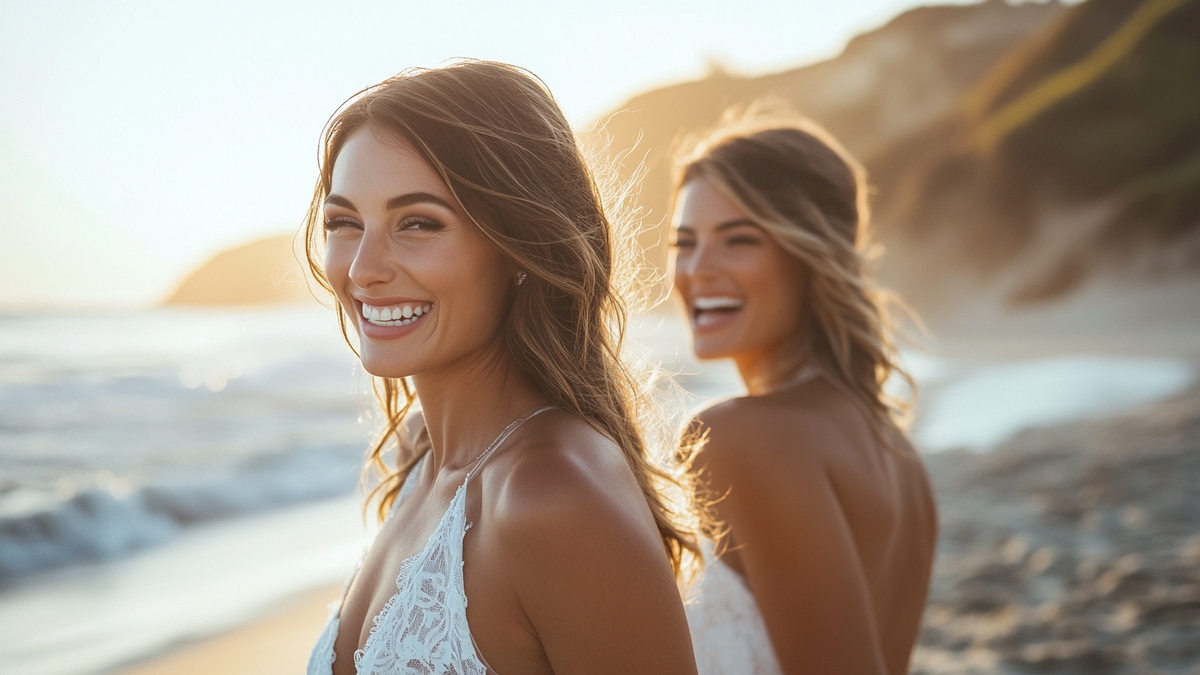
[{"xmin": 1, "ymin": 0, "xmax": 1198, "ymax": 673}]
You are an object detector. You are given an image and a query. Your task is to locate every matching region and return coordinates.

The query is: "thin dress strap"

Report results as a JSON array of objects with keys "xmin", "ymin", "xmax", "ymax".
[{"xmin": 464, "ymin": 406, "xmax": 555, "ymax": 485}]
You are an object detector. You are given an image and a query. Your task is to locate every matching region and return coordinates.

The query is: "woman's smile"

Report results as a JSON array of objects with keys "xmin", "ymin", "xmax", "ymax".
[
  {"xmin": 690, "ymin": 295, "xmax": 745, "ymax": 332},
  {"xmin": 357, "ymin": 299, "xmax": 435, "ymax": 338},
  {"xmin": 671, "ymin": 177, "xmax": 807, "ymax": 362}
]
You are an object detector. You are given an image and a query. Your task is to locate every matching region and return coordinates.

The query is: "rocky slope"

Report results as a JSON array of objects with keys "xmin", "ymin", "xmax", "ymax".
[
  {"xmin": 872, "ymin": 0, "xmax": 1200, "ymax": 307},
  {"xmin": 590, "ymin": 0, "xmax": 1065, "ymax": 284}
]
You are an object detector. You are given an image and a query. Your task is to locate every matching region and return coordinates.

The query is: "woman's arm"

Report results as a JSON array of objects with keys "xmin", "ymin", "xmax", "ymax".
[
  {"xmin": 697, "ymin": 404, "xmax": 888, "ymax": 675},
  {"xmin": 492, "ymin": 440, "xmax": 699, "ymax": 675}
]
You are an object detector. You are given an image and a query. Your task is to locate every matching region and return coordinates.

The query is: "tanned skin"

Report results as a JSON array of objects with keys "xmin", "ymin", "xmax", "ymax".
[
  {"xmin": 324, "ymin": 127, "xmax": 698, "ymax": 675},
  {"xmin": 673, "ymin": 178, "xmax": 937, "ymax": 675}
]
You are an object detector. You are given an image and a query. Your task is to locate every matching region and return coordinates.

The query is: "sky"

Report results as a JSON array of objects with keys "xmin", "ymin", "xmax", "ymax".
[{"xmin": 0, "ymin": 0, "xmax": 981, "ymax": 308}]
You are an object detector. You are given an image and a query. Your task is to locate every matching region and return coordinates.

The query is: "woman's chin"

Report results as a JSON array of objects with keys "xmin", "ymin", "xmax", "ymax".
[
  {"xmin": 690, "ymin": 340, "xmax": 737, "ymax": 362},
  {"xmin": 359, "ymin": 356, "xmax": 417, "ymax": 380}
]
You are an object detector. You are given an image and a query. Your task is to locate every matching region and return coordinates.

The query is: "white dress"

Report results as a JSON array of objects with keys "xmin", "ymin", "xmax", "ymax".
[
  {"xmin": 308, "ymin": 408, "xmax": 552, "ymax": 675},
  {"xmin": 685, "ymin": 551, "xmax": 784, "ymax": 675}
]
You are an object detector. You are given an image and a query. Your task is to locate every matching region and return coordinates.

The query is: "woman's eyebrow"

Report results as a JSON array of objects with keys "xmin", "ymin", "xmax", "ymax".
[
  {"xmin": 324, "ymin": 193, "xmax": 356, "ymax": 210},
  {"xmin": 385, "ymin": 192, "xmax": 455, "ymax": 211},
  {"xmin": 324, "ymin": 192, "xmax": 455, "ymax": 212},
  {"xmin": 714, "ymin": 219, "xmax": 758, "ymax": 232}
]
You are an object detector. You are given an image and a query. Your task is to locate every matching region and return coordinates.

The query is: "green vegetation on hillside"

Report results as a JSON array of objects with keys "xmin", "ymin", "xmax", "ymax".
[{"xmin": 869, "ymin": 0, "xmax": 1200, "ymax": 304}]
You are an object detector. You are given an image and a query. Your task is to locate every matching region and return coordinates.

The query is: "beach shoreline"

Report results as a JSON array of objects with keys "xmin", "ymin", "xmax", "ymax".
[
  {"xmin": 112, "ymin": 388, "xmax": 1200, "ymax": 675},
  {"xmin": 113, "ymin": 583, "xmax": 341, "ymax": 675}
]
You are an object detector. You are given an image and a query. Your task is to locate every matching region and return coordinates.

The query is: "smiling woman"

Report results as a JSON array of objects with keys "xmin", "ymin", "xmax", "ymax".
[
  {"xmin": 321, "ymin": 131, "xmax": 513, "ymax": 376},
  {"xmin": 669, "ymin": 111, "xmax": 937, "ymax": 675},
  {"xmin": 301, "ymin": 60, "xmax": 701, "ymax": 675}
]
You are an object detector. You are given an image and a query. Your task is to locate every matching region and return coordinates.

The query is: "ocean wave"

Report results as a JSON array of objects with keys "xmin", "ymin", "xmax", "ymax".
[{"xmin": 0, "ymin": 447, "xmax": 362, "ymax": 583}]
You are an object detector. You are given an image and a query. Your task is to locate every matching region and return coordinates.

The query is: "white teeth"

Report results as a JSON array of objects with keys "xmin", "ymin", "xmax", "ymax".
[
  {"xmin": 360, "ymin": 302, "xmax": 434, "ymax": 326},
  {"xmin": 694, "ymin": 297, "xmax": 743, "ymax": 311}
]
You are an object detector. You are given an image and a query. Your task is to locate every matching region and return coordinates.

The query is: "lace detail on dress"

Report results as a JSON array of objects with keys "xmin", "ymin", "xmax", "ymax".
[
  {"xmin": 685, "ymin": 551, "xmax": 783, "ymax": 675},
  {"xmin": 352, "ymin": 481, "xmax": 485, "ymax": 675},
  {"xmin": 307, "ymin": 407, "xmax": 553, "ymax": 675}
]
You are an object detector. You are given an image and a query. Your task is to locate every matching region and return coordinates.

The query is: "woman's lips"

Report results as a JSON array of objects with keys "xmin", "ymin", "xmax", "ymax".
[
  {"xmin": 691, "ymin": 296, "xmax": 744, "ymax": 332},
  {"xmin": 358, "ymin": 301, "xmax": 433, "ymax": 339},
  {"xmin": 360, "ymin": 301, "xmax": 432, "ymax": 325},
  {"xmin": 696, "ymin": 306, "xmax": 739, "ymax": 329}
]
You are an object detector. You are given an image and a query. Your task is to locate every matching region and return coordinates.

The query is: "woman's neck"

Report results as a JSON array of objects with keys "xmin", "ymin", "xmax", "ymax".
[
  {"xmin": 412, "ymin": 343, "xmax": 545, "ymax": 474},
  {"xmin": 734, "ymin": 335, "xmax": 815, "ymax": 397}
]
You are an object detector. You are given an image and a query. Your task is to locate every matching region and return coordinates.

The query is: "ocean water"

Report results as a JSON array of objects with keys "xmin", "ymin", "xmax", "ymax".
[
  {"xmin": 913, "ymin": 354, "xmax": 1196, "ymax": 452},
  {"xmin": 0, "ymin": 308, "xmax": 372, "ymax": 583},
  {"xmin": 0, "ymin": 308, "xmax": 1193, "ymax": 675}
]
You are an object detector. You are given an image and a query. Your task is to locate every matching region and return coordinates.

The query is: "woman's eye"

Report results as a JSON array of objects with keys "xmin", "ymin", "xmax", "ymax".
[
  {"xmin": 671, "ymin": 238, "xmax": 696, "ymax": 249},
  {"xmin": 399, "ymin": 216, "xmax": 444, "ymax": 232},
  {"xmin": 324, "ymin": 216, "xmax": 361, "ymax": 233},
  {"xmin": 727, "ymin": 236, "xmax": 760, "ymax": 246}
]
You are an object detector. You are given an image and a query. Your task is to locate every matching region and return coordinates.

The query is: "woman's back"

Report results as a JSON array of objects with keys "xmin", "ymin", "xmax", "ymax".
[
  {"xmin": 693, "ymin": 377, "xmax": 936, "ymax": 674},
  {"xmin": 669, "ymin": 113, "xmax": 937, "ymax": 674}
]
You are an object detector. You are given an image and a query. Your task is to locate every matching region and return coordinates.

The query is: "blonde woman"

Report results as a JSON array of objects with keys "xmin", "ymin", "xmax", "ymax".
[
  {"xmin": 304, "ymin": 61, "xmax": 699, "ymax": 675},
  {"xmin": 671, "ymin": 116, "xmax": 937, "ymax": 675}
]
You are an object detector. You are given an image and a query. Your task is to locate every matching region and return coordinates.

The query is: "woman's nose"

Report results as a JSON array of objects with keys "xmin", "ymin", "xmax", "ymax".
[
  {"xmin": 348, "ymin": 230, "xmax": 395, "ymax": 288},
  {"xmin": 683, "ymin": 240, "xmax": 721, "ymax": 281}
]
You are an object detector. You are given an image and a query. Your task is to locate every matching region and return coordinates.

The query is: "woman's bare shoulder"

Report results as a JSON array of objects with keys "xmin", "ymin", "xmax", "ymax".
[
  {"xmin": 482, "ymin": 411, "xmax": 650, "ymax": 542},
  {"xmin": 693, "ymin": 383, "xmax": 863, "ymax": 471},
  {"xmin": 474, "ymin": 412, "xmax": 694, "ymax": 670},
  {"xmin": 476, "ymin": 411, "xmax": 679, "ymax": 633}
]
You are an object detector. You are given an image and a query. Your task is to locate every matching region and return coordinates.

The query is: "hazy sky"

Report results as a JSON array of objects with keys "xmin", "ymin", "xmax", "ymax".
[{"xmin": 0, "ymin": 0, "xmax": 977, "ymax": 308}]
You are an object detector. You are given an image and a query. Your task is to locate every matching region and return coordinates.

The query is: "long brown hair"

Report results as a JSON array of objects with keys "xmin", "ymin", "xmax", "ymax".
[
  {"xmin": 672, "ymin": 107, "xmax": 916, "ymax": 438},
  {"xmin": 304, "ymin": 60, "xmax": 699, "ymax": 578}
]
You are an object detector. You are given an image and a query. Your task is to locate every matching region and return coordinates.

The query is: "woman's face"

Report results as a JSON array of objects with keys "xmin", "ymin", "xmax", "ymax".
[
  {"xmin": 323, "ymin": 126, "xmax": 516, "ymax": 379},
  {"xmin": 671, "ymin": 177, "xmax": 807, "ymax": 362}
]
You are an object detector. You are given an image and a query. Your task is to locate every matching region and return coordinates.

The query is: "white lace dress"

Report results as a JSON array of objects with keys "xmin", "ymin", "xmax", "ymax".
[
  {"xmin": 685, "ymin": 549, "xmax": 784, "ymax": 675},
  {"xmin": 308, "ymin": 408, "xmax": 551, "ymax": 675}
]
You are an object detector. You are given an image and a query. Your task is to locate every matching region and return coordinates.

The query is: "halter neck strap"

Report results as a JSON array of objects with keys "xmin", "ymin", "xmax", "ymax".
[
  {"xmin": 464, "ymin": 406, "xmax": 555, "ymax": 484},
  {"xmin": 792, "ymin": 364, "xmax": 822, "ymax": 386}
]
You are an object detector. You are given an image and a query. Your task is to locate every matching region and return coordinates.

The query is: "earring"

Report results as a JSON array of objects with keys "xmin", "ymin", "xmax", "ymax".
[{"xmin": 517, "ymin": 271, "xmax": 528, "ymax": 286}]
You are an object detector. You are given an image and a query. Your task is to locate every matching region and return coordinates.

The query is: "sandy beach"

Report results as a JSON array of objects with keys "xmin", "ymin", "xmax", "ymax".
[
  {"xmin": 913, "ymin": 385, "xmax": 1200, "ymax": 674},
  {"xmin": 115, "ymin": 584, "xmax": 340, "ymax": 675}
]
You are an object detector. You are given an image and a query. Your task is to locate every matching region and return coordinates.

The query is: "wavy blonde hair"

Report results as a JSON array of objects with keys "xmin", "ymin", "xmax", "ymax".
[
  {"xmin": 672, "ymin": 107, "xmax": 916, "ymax": 438},
  {"xmin": 304, "ymin": 60, "xmax": 700, "ymax": 578}
]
